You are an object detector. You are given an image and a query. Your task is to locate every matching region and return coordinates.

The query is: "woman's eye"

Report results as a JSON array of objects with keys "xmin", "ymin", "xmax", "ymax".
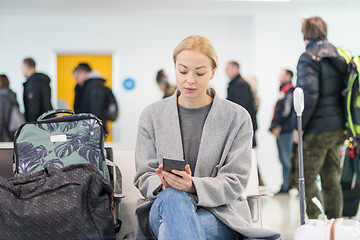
[
  {"xmin": 197, "ymin": 73, "xmax": 205, "ymax": 76},
  {"xmin": 180, "ymin": 72, "xmax": 187, "ymax": 75}
]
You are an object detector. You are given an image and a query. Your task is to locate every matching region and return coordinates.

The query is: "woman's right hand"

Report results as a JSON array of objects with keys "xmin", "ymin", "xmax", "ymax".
[{"xmin": 155, "ymin": 164, "xmax": 170, "ymax": 190}]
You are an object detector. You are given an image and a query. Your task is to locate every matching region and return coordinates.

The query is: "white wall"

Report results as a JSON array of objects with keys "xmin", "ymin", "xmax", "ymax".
[
  {"xmin": 0, "ymin": 14, "xmax": 255, "ymax": 143},
  {"xmin": 1, "ymin": 5, "xmax": 359, "ymax": 191}
]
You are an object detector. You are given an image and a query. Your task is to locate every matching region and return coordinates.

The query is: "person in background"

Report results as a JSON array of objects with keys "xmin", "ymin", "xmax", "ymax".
[
  {"xmin": 244, "ymin": 75, "xmax": 265, "ymax": 186},
  {"xmin": 22, "ymin": 58, "xmax": 53, "ymax": 122},
  {"xmin": 156, "ymin": 69, "xmax": 176, "ymax": 98},
  {"xmin": 270, "ymin": 69, "xmax": 295, "ymax": 194},
  {"xmin": 0, "ymin": 74, "xmax": 20, "ymax": 141},
  {"xmin": 244, "ymin": 75, "xmax": 260, "ymax": 113},
  {"xmin": 226, "ymin": 61, "xmax": 258, "ymax": 147},
  {"xmin": 295, "ymin": 16, "xmax": 347, "ymax": 219},
  {"xmin": 73, "ymin": 63, "xmax": 108, "ymax": 128}
]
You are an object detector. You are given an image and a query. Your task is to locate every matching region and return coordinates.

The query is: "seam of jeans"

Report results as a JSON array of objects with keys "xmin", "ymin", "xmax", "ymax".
[
  {"xmin": 158, "ymin": 198, "xmax": 164, "ymax": 222},
  {"xmin": 192, "ymin": 204, "xmax": 206, "ymax": 240}
]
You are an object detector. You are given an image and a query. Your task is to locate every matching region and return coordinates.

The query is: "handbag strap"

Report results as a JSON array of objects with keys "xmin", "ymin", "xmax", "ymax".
[{"xmin": 37, "ymin": 109, "xmax": 74, "ymax": 121}]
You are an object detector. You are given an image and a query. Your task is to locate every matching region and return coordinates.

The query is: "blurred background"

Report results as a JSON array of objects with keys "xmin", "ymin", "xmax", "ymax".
[{"xmin": 0, "ymin": 0, "xmax": 359, "ymax": 193}]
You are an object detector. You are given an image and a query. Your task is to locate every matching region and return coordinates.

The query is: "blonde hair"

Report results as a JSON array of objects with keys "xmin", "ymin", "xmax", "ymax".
[{"xmin": 173, "ymin": 35, "xmax": 218, "ymax": 69}]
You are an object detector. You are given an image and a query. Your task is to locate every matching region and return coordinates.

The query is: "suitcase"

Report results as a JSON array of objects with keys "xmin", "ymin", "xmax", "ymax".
[
  {"xmin": 0, "ymin": 164, "xmax": 115, "ymax": 240},
  {"xmin": 294, "ymin": 219, "xmax": 360, "ymax": 240},
  {"xmin": 14, "ymin": 109, "xmax": 110, "ymax": 180},
  {"xmin": 293, "ymin": 88, "xmax": 360, "ymax": 240}
]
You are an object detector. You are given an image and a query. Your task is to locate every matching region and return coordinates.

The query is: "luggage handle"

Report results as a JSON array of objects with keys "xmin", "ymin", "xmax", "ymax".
[
  {"xmin": 37, "ymin": 109, "xmax": 75, "ymax": 121},
  {"xmin": 105, "ymin": 159, "xmax": 123, "ymax": 196}
]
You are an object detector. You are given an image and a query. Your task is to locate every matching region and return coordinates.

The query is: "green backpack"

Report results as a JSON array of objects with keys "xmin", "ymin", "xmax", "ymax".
[
  {"xmin": 338, "ymin": 47, "xmax": 360, "ymax": 191},
  {"xmin": 14, "ymin": 109, "xmax": 110, "ymax": 180},
  {"xmin": 337, "ymin": 48, "xmax": 360, "ymax": 145}
]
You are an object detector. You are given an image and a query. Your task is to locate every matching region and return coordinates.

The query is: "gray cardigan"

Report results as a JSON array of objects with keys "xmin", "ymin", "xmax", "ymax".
[{"xmin": 133, "ymin": 89, "xmax": 281, "ymax": 240}]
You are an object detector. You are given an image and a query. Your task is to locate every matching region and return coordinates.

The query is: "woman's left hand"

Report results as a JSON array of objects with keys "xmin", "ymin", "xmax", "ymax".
[{"xmin": 162, "ymin": 164, "xmax": 196, "ymax": 193}]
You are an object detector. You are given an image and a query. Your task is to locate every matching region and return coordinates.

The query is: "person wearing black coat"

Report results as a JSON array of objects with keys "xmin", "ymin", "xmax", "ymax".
[
  {"xmin": 295, "ymin": 17, "xmax": 348, "ymax": 219},
  {"xmin": 226, "ymin": 61, "xmax": 258, "ymax": 147},
  {"xmin": 0, "ymin": 74, "xmax": 21, "ymax": 141},
  {"xmin": 73, "ymin": 63, "xmax": 108, "ymax": 129},
  {"xmin": 270, "ymin": 69, "xmax": 295, "ymax": 194},
  {"xmin": 21, "ymin": 58, "xmax": 53, "ymax": 122}
]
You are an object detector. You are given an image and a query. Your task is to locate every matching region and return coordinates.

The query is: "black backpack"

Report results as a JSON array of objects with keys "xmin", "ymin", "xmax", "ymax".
[{"xmin": 104, "ymin": 86, "xmax": 119, "ymax": 121}]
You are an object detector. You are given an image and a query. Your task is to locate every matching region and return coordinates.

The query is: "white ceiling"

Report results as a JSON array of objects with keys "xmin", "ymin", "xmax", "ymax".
[{"xmin": 0, "ymin": 0, "xmax": 358, "ymax": 14}]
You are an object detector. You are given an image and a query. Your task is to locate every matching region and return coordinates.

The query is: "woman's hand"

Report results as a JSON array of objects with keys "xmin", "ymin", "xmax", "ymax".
[
  {"xmin": 162, "ymin": 164, "xmax": 196, "ymax": 193},
  {"xmin": 155, "ymin": 164, "xmax": 170, "ymax": 190}
]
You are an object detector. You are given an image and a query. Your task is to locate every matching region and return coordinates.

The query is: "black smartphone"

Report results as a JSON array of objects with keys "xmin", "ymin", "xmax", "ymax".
[{"xmin": 163, "ymin": 157, "xmax": 186, "ymax": 174}]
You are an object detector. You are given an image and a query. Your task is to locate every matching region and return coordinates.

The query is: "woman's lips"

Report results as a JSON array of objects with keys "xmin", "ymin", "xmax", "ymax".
[{"xmin": 184, "ymin": 87, "xmax": 197, "ymax": 93}]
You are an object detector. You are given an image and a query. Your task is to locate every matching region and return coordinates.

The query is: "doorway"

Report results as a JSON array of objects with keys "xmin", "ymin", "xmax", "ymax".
[{"xmin": 57, "ymin": 54, "xmax": 113, "ymax": 142}]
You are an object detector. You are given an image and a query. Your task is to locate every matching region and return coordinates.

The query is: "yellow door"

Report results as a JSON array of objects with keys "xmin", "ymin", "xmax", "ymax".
[{"xmin": 57, "ymin": 55, "xmax": 113, "ymax": 142}]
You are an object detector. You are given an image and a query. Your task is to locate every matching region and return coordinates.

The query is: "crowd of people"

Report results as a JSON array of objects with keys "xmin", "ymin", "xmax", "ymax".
[
  {"xmin": 0, "ymin": 60, "xmax": 118, "ymax": 141},
  {"xmin": 0, "ymin": 16, "xmax": 350, "ymax": 238}
]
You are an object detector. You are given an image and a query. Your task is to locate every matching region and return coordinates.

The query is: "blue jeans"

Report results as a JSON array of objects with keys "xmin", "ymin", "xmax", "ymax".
[
  {"xmin": 149, "ymin": 188, "xmax": 236, "ymax": 240},
  {"xmin": 276, "ymin": 131, "xmax": 293, "ymax": 191}
]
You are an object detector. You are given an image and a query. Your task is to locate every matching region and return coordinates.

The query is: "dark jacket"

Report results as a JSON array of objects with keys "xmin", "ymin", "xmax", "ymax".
[
  {"xmin": 23, "ymin": 72, "xmax": 53, "ymax": 122},
  {"xmin": 296, "ymin": 40, "xmax": 348, "ymax": 134},
  {"xmin": 227, "ymin": 74, "xmax": 258, "ymax": 131},
  {"xmin": 0, "ymin": 88, "xmax": 19, "ymax": 141},
  {"xmin": 163, "ymin": 85, "xmax": 177, "ymax": 99},
  {"xmin": 74, "ymin": 71, "xmax": 107, "ymax": 125},
  {"xmin": 270, "ymin": 82, "xmax": 295, "ymax": 133}
]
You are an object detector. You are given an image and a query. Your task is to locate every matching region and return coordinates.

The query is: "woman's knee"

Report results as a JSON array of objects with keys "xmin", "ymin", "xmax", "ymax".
[
  {"xmin": 155, "ymin": 188, "xmax": 194, "ymax": 209},
  {"xmin": 158, "ymin": 187, "xmax": 189, "ymax": 200}
]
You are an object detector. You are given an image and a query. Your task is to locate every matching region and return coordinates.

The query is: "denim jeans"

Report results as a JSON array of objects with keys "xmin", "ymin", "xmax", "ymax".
[
  {"xmin": 149, "ymin": 188, "xmax": 236, "ymax": 240},
  {"xmin": 276, "ymin": 131, "xmax": 293, "ymax": 191}
]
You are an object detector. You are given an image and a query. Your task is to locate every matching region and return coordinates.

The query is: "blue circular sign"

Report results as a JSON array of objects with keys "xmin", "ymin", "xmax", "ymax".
[{"xmin": 123, "ymin": 78, "xmax": 135, "ymax": 90}]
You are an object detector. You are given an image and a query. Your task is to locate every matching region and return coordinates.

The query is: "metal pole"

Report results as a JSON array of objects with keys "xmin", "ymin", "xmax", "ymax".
[
  {"xmin": 297, "ymin": 116, "xmax": 306, "ymax": 225},
  {"xmin": 294, "ymin": 87, "xmax": 306, "ymax": 226}
]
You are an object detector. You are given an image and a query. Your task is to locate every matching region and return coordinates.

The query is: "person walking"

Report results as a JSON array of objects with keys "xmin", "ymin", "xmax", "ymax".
[
  {"xmin": 22, "ymin": 58, "xmax": 53, "ymax": 122},
  {"xmin": 156, "ymin": 69, "xmax": 176, "ymax": 98},
  {"xmin": 226, "ymin": 61, "xmax": 258, "ymax": 147},
  {"xmin": 73, "ymin": 63, "xmax": 109, "ymax": 128},
  {"xmin": 0, "ymin": 74, "xmax": 22, "ymax": 141},
  {"xmin": 270, "ymin": 69, "xmax": 295, "ymax": 194}
]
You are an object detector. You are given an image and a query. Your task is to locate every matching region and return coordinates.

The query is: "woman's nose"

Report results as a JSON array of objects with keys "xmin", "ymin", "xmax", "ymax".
[{"xmin": 186, "ymin": 74, "xmax": 195, "ymax": 84}]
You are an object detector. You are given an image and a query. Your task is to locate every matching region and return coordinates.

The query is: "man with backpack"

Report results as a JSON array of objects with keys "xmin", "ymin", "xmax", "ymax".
[
  {"xmin": 295, "ymin": 16, "xmax": 348, "ymax": 219},
  {"xmin": 270, "ymin": 69, "xmax": 295, "ymax": 194},
  {"xmin": 73, "ymin": 63, "xmax": 119, "ymax": 130}
]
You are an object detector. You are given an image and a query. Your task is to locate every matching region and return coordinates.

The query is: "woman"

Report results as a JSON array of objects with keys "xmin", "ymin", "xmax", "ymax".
[
  {"xmin": 0, "ymin": 74, "xmax": 20, "ymax": 141},
  {"xmin": 134, "ymin": 36, "xmax": 280, "ymax": 240}
]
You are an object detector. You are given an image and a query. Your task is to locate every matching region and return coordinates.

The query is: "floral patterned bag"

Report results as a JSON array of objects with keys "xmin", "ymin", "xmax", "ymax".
[{"xmin": 14, "ymin": 109, "xmax": 110, "ymax": 180}]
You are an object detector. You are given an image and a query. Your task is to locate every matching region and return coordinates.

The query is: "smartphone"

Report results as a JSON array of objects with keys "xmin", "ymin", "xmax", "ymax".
[{"xmin": 163, "ymin": 157, "xmax": 186, "ymax": 174}]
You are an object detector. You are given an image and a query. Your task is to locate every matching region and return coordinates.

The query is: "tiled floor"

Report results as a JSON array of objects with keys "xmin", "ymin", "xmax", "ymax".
[{"xmin": 260, "ymin": 190, "xmax": 360, "ymax": 240}]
